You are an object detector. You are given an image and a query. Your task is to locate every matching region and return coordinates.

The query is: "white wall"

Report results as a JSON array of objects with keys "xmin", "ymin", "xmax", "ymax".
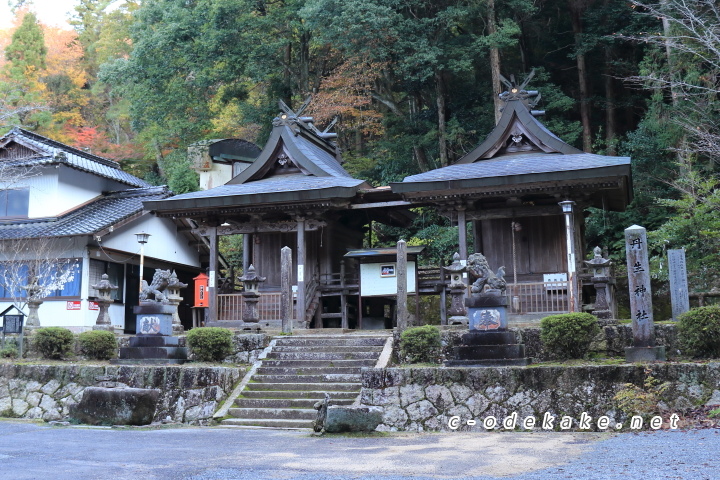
[
  {"xmin": 360, "ymin": 262, "xmax": 417, "ymax": 296},
  {"xmin": 3, "ymin": 165, "xmax": 131, "ymax": 219},
  {"xmin": 199, "ymin": 163, "xmax": 233, "ymax": 190},
  {"xmin": 101, "ymin": 214, "xmax": 201, "ymax": 269}
]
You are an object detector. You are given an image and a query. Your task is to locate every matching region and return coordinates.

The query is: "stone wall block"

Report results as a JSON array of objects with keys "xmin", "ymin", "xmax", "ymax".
[
  {"xmin": 25, "ymin": 407, "xmax": 43, "ymax": 418},
  {"xmin": 449, "ymin": 384, "xmax": 473, "ymax": 403},
  {"xmin": 406, "ymin": 400, "xmax": 438, "ymax": 422},
  {"xmin": 185, "ymin": 388, "xmax": 204, "ymax": 407},
  {"xmin": 11, "ymin": 399, "xmax": 29, "ymax": 416},
  {"xmin": 464, "ymin": 393, "xmax": 490, "ymax": 417},
  {"xmin": 41, "ymin": 379, "xmax": 61, "ymax": 396},
  {"xmin": 26, "ymin": 391, "xmax": 42, "ymax": 408},
  {"xmin": 484, "ymin": 385, "xmax": 509, "ymax": 403},
  {"xmin": 382, "ymin": 405, "xmax": 408, "ymax": 428},
  {"xmin": 371, "ymin": 386, "xmax": 399, "ymax": 406},
  {"xmin": 0, "ymin": 396, "xmax": 11, "ymax": 413},
  {"xmin": 506, "ymin": 390, "xmax": 534, "ymax": 410},
  {"xmin": 425, "ymin": 385, "xmax": 453, "ymax": 411},
  {"xmin": 399, "ymin": 384, "xmax": 424, "ymax": 407}
]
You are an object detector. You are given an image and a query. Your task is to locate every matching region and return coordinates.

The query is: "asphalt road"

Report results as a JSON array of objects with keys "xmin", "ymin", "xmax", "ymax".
[{"xmin": 0, "ymin": 420, "xmax": 718, "ymax": 480}]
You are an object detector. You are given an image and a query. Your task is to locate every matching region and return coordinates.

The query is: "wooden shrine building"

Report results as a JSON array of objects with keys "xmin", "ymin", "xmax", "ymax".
[
  {"xmin": 391, "ymin": 79, "xmax": 632, "ymax": 315},
  {"xmin": 144, "ymin": 102, "xmax": 414, "ymax": 328},
  {"xmin": 145, "ymin": 79, "xmax": 633, "ymax": 328}
]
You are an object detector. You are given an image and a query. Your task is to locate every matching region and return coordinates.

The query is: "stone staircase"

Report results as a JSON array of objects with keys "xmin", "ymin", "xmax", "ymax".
[{"xmin": 221, "ymin": 333, "xmax": 390, "ymax": 428}]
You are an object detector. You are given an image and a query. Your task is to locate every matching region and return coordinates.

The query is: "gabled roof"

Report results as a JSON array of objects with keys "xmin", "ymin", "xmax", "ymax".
[
  {"xmin": 145, "ymin": 106, "xmax": 368, "ymax": 215},
  {"xmin": 392, "ymin": 87, "xmax": 633, "ymax": 210},
  {"xmin": 0, "ymin": 127, "xmax": 150, "ymax": 188},
  {"xmin": 0, "ymin": 186, "xmax": 170, "ymax": 240}
]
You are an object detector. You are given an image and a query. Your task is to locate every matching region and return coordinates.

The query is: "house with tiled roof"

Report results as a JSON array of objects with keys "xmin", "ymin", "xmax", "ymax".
[{"xmin": 0, "ymin": 128, "xmax": 204, "ymax": 332}]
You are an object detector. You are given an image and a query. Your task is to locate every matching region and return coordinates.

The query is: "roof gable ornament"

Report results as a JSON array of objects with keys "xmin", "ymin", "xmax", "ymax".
[{"xmin": 454, "ymin": 71, "xmax": 582, "ymax": 164}]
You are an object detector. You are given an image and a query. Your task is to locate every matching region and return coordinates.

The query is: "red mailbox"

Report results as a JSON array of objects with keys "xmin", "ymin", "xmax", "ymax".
[{"xmin": 193, "ymin": 273, "xmax": 209, "ymax": 307}]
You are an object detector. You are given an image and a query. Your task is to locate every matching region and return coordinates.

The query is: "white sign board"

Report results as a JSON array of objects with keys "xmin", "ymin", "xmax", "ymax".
[{"xmin": 360, "ymin": 262, "xmax": 416, "ymax": 296}]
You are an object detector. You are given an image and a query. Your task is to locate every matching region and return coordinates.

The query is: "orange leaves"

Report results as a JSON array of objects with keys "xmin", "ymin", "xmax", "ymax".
[{"xmin": 308, "ymin": 57, "xmax": 385, "ymax": 137}]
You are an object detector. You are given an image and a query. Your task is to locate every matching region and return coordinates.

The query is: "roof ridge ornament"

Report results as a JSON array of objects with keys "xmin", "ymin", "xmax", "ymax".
[
  {"xmin": 272, "ymin": 97, "xmax": 338, "ymax": 141},
  {"xmin": 498, "ymin": 70, "xmax": 545, "ymax": 117}
]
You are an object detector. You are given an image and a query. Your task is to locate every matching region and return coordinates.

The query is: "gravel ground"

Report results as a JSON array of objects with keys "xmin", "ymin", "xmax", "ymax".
[{"xmin": 0, "ymin": 420, "xmax": 717, "ymax": 480}]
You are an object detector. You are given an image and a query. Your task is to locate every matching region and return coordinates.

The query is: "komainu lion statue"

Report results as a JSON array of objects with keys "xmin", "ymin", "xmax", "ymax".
[
  {"xmin": 139, "ymin": 269, "xmax": 172, "ymax": 303},
  {"xmin": 467, "ymin": 253, "xmax": 506, "ymax": 294}
]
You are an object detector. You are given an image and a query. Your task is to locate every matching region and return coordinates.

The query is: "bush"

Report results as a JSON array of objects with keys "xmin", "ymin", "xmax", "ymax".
[
  {"xmin": 186, "ymin": 327, "xmax": 234, "ymax": 362},
  {"xmin": 34, "ymin": 327, "xmax": 75, "ymax": 360},
  {"xmin": 0, "ymin": 344, "xmax": 18, "ymax": 358},
  {"xmin": 78, "ymin": 330, "xmax": 118, "ymax": 360},
  {"xmin": 540, "ymin": 313, "xmax": 600, "ymax": 359},
  {"xmin": 400, "ymin": 325, "xmax": 442, "ymax": 364},
  {"xmin": 677, "ymin": 305, "xmax": 720, "ymax": 358}
]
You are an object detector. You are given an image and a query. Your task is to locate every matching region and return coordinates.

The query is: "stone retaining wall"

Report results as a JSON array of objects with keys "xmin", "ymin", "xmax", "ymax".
[
  {"xmin": 360, "ymin": 363, "xmax": 720, "ymax": 432},
  {"xmin": 0, "ymin": 364, "xmax": 243, "ymax": 425}
]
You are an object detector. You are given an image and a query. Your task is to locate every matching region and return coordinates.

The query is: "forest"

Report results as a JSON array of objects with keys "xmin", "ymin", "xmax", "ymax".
[{"xmin": 0, "ymin": 0, "xmax": 718, "ymax": 291}]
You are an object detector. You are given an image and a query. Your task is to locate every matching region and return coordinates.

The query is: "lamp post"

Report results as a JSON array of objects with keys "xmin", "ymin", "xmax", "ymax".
[
  {"xmin": 135, "ymin": 232, "xmax": 151, "ymax": 295},
  {"xmin": 559, "ymin": 201, "xmax": 578, "ymax": 312}
]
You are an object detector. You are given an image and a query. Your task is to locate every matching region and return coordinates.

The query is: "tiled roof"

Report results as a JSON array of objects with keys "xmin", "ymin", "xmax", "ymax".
[
  {"xmin": 168, "ymin": 175, "xmax": 364, "ymax": 201},
  {"xmin": 292, "ymin": 134, "xmax": 352, "ymax": 178},
  {"xmin": 399, "ymin": 152, "xmax": 631, "ymax": 184},
  {"xmin": 0, "ymin": 128, "xmax": 150, "ymax": 188},
  {"xmin": 0, "ymin": 186, "xmax": 170, "ymax": 240}
]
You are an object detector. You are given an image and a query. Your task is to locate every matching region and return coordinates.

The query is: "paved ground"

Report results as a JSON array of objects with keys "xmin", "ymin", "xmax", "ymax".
[{"xmin": 0, "ymin": 420, "xmax": 718, "ymax": 480}]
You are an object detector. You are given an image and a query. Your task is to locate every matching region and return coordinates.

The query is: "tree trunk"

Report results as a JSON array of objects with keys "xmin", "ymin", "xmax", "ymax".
[
  {"xmin": 487, "ymin": 0, "xmax": 503, "ymax": 125},
  {"xmin": 569, "ymin": 0, "xmax": 593, "ymax": 152},
  {"xmin": 660, "ymin": 0, "xmax": 678, "ymax": 106},
  {"xmin": 436, "ymin": 71, "xmax": 448, "ymax": 167},
  {"xmin": 604, "ymin": 47, "xmax": 616, "ymax": 155}
]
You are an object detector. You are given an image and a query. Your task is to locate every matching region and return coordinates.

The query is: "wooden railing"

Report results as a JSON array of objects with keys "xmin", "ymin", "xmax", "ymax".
[
  {"xmin": 506, "ymin": 281, "xmax": 570, "ymax": 314},
  {"xmin": 217, "ymin": 292, "xmax": 295, "ymax": 321}
]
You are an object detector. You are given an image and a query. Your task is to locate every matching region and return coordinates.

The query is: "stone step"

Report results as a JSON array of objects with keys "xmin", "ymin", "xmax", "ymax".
[
  {"xmin": 240, "ymin": 390, "xmax": 358, "ymax": 400},
  {"xmin": 444, "ymin": 358, "xmax": 532, "ymax": 367},
  {"xmin": 255, "ymin": 366, "xmax": 363, "ymax": 376},
  {"xmin": 453, "ymin": 344, "xmax": 526, "ymax": 360},
  {"xmin": 220, "ymin": 418, "xmax": 312, "ymax": 429},
  {"xmin": 270, "ymin": 345, "xmax": 384, "ymax": 353},
  {"xmin": 227, "ymin": 407, "xmax": 317, "ymax": 420},
  {"xmin": 245, "ymin": 382, "xmax": 360, "ymax": 392},
  {"xmin": 259, "ymin": 359, "xmax": 376, "ymax": 368},
  {"xmin": 234, "ymin": 398, "xmax": 354, "ymax": 409},
  {"xmin": 273, "ymin": 337, "xmax": 388, "ymax": 347},
  {"xmin": 266, "ymin": 351, "xmax": 379, "ymax": 361},
  {"xmin": 252, "ymin": 373, "xmax": 362, "ymax": 383}
]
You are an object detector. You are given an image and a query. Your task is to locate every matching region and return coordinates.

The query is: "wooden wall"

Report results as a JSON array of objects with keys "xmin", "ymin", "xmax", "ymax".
[{"xmin": 478, "ymin": 215, "xmax": 566, "ymax": 282}]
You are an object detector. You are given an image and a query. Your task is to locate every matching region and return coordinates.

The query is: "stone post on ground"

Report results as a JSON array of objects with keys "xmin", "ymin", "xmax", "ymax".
[
  {"xmin": 624, "ymin": 225, "xmax": 666, "ymax": 362},
  {"xmin": 165, "ymin": 270, "xmax": 188, "ymax": 335},
  {"xmin": 668, "ymin": 249, "xmax": 690, "ymax": 321},
  {"xmin": 280, "ymin": 246, "xmax": 293, "ymax": 334},
  {"xmin": 396, "ymin": 239, "xmax": 409, "ymax": 331},
  {"xmin": 92, "ymin": 274, "xmax": 118, "ymax": 331}
]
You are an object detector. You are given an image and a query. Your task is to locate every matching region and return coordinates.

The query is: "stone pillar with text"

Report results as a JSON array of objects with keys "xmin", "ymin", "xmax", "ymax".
[{"xmin": 624, "ymin": 225, "xmax": 665, "ymax": 362}]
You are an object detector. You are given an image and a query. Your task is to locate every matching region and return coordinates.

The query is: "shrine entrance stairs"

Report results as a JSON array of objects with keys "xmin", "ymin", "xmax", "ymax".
[{"xmin": 221, "ymin": 333, "xmax": 391, "ymax": 428}]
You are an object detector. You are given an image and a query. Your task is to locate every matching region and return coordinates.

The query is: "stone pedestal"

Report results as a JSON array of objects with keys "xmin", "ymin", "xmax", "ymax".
[
  {"xmin": 445, "ymin": 293, "xmax": 531, "ymax": 367},
  {"xmin": 24, "ymin": 299, "xmax": 42, "ymax": 330},
  {"xmin": 625, "ymin": 346, "xmax": 667, "ymax": 363},
  {"xmin": 114, "ymin": 303, "xmax": 187, "ymax": 364}
]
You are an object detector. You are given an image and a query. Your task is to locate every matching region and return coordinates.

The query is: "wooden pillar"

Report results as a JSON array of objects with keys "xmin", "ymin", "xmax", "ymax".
[
  {"xmin": 397, "ymin": 239, "xmax": 408, "ymax": 331},
  {"xmin": 208, "ymin": 226, "xmax": 218, "ymax": 323},
  {"xmin": 340, "ymin": 260, "xmax": 348, "ymax": 329},
  {"xmin": 243, "ymin": 234, "xmax": 251, "ymax": 272},
  {"xmin": 472, "ymin": 220, "xmax": 482, "ymax": 254},
  {"xmin": 296, "ymin": 217, "xmax": 306, "ymax": 327},
  {"xmin": 280, "ymin": 246, "xmax": 293, "ymax": 334},
  {"xmin": 457, "ymin": 207, "xmax": 468, "ymax": 261}
]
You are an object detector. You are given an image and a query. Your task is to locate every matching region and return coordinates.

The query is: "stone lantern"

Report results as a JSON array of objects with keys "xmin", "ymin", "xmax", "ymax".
[
  {"xmin": 165, "ymin": 270, "xmax": 188, "ymax": 334},
  {"xmin": 584, "ymin": 246, "xmax": 616, "ymax": 323},
  {"xmin": 238, "ymin": 265, "xmax": 266, "ymax": 323},
  {"xmin": 20, "ymin": 276, "xmax": 43, "ymax": 330},
  {"xmin": 92, "ymin": 273, "xmax": 118, "ymax": 331},
  {"xmin": 443, "ymin": 253, "xmax": 468, "ymax": 325}
]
